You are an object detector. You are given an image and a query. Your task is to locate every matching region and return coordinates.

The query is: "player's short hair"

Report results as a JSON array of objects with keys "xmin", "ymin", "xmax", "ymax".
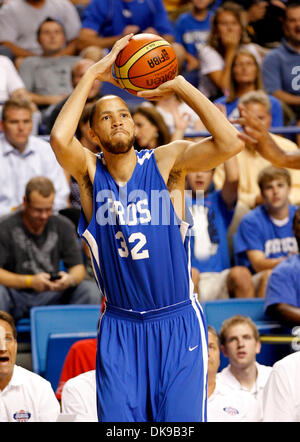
[
  {"xmin": 239, "ymin": 90, "xmax": 271, "ymax": 112},
  {"xmin": 0, "ymin": 310, "xmax": 17, "ymax": 340},
  {"xmin": 25, "ymin": 176, "xmax": 55, "ymax": 202},
  {"xmin": 257, "ymin": 165, "xmax": 291, "ymax": 193},
  {"xmin": 37, "ymin": 17, "xmax": 66, "ymax": 38},
  {"xmin": 2, "ymin": 98, "xmax": 33, "ymax": 121},
  {"xmin": 219, "ymin": 315, "xmax": 260, "ymax": 345}
]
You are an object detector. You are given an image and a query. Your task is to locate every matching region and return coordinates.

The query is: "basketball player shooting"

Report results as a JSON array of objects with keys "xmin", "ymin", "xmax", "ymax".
[{"xmin": 50, "ymin": 34, "xmax": 244, "ymax": 422}]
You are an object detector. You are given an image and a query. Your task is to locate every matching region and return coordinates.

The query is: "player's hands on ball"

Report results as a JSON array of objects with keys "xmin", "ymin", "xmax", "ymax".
[
  {"xmin": 89, "ymin": 34, "xmax": 133, "ymax": 87},
  {"xmin": 137, "ymin": 75, "xmax": 183, "ymax": 101}
]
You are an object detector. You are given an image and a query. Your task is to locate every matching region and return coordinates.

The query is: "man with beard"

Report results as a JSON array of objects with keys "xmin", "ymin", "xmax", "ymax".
[
  {"xmin": 50, "ymin": 34, "xmax": 244, "ymax": 422},
  {"xmin": 262, "ymin": 2, "xmax": 300, "ymax": 146}
]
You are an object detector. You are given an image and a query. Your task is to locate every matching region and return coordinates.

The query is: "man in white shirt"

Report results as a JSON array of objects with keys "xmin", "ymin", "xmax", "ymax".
[
  {"xmin": 207, "ymin": 325, "xmax": 259, "ymax": 422},
  {"xmin": 263, "ymin": 350, "xmax": 300, "ymax": 422},
  {"xmin": 61, "ymin": 370, "xmax": 97, "ymax": 422},
  {"xmin": 0, "ymin": 97, "xmax": 69, "ymax": 217},
  {"xmin": 0, "ymin": 309, "xmax": 60, "ymax": 422},
  {"xmin": 218, "ymin": 315, "xmax": 272, "ymax": 421}
]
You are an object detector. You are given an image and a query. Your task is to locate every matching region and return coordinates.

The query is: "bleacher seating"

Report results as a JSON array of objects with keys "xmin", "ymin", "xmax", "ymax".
[
  {"xmin": 30, "ymin": 305, "xmax": 100, "ymax": 390},
  {"xmin": 201, "ymin": 298, "xmax": 293, "ymax": 369}
]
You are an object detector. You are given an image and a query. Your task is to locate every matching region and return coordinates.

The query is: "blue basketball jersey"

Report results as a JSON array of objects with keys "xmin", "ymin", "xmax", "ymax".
[{"xmin": 78, "ymin": 149, "xmax": 194, "ymax": 311}]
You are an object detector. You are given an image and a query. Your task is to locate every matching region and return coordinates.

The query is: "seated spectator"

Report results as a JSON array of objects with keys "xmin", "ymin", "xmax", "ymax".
[
  {"xmin": 233, "ymin": 165, "xmax": 298, "ymax": 297},
  {"xmin": 173, "ymin": 0, "xmax": 215, "ymax": 86},
  {"xmin": 214, "ymin": 50, "xmax": 283, "ymax": 127},
  {"xmin": 235, "ymin": 100, "xmax": 300, "ymax": 171},
  {"xmin": 186, "ymin": 155, "xmax": 255, "ymax": 301},
  {"xmin": 0, "ymin": 309, "xmax": 60, "ymax": 421},
  {"xmin": 61, "ymin": 369, "xmax": 97, "ymax": 422},
  {"xmin": 132, "ymin": 105, "xmax": 171, "ymax": 150},
  {"xmin": 207, "ymin": 325, "xmax": 259, "ymax": 422},
  {"xmin": 19, "ymin": 18, "xmax": 81, "ymax": 112},
  {"xmin": 43, "ymin": 58, "xmax": 102, "ymax": 134},
  {"xmin": 262, "ymin": 2, "xmax": 300, "ymax": 146},
  {"xmin": 0, "ymin": 54, "xmax": 42, "ymax": 135},
  {"xmin": 230, "ymin": 0, "xmax": 286, "ymax": 48},
  {"xmin": 214, "ymin": 91, "xmax": 300, "ymax": 208},
  {"xmin": 155, "ymin": 93, "xmax": 207, "ymax": 137},
  {"xmin": 264, "ymin": 207, "xmax": 300, "ymax": 327},
  {"xmin": 218, "ymin": 314, "xmax": 272, "ymax": 421},
  {"xmin": 77, "ymin": 0, "xmax": 174, "ymax": 53},
  {"xmin": 0, "ymin": 0, "xmax": 81, "ymax": 61},
  {"xmin": 262, "ymin": 350, "xmax": 300, "ymax": 422},
  {"xmin": 198, "ymin": 1, "xmax": 264, "ymax": 100},
  {"xmin": 56, "ymin": 338, "xmax": 97, "ymax": 400},
  {"xmin": 0, "ymin": 176, "xmax": 100, "ymax": 321},
  {"xmin": 0, "ymin": 97, "xmax": 69, "ymax": 216}
]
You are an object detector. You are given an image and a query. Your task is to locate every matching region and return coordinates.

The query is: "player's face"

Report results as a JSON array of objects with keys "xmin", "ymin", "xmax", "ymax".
[
  {"xmin": 186, "ymin": 170, "xmax": 214, "ymax": 195},
  {"xmin": 0, "ymin": 320, "xmax": 17, "ymax": 386},
  {"xmin": 133, "ymin": 113, "xmax": 159, "ymax": 149},
  {"xmin": 0, "ymin": 107, "xmax": 32, "ymax": 151},
  {"xmin": 221, "ymin": 323, "xmax": 260, "ymax": 370},
  {"xmin": 232, "ymin": 54, "xmax": 258, "ymax": 84},
  {"xmin": 284, "ymin": 6, "xmax": 300, "ymax": 45},
  {"xmin": 208, "ymin": 331, "xmax": 220, "ymax": 377},
  {"xmin": 91, "ymin": 98, "xmax": 135, "ymax": 155},
  {"xmin": 244, "ymin": 102, "xmax": 271, "ymax": 131},
  {"xmin": 261, "ymin": 177, "xmax": 291, "ymax": 210},
  {"xmin": 23, "ymin": 190, "xmax": 54, "ymax": 233},
  {"xmin": 38, "ymin": 21, "xmax": 66, "ymax": 54}
]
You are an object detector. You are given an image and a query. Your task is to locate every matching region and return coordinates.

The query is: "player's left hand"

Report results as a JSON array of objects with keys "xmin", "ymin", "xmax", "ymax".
[{"xmin": 137, "ymin": 76, "xmax": 183, "ymax": 101}]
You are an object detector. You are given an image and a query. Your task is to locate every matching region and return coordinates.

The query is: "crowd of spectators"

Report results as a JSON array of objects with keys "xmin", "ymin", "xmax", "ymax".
[{"xmin": 0, "ymin": 0, "xmax": 300, "ymax": 423}]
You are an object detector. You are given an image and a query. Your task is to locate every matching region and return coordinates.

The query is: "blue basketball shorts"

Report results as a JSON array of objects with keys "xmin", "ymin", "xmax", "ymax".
[{"xmin": 96, "ymin": 299, "xmax": 208, "ymax": 422}]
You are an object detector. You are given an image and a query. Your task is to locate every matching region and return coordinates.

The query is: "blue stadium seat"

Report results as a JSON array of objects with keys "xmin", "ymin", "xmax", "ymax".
[
  {"xmin": 16, "ymin": 318, "xmax": 31, "ymax": 342},
  {"xmin": 201, "ymin": 298, "xmax": 292, "ymax": 369},
  {"xmin": 45, "ymin": 331, "xmax": 97, "ymax": 391},
  {"xmin": 30, "ymin": 305, "xmax": 100, "ymax": 382}
]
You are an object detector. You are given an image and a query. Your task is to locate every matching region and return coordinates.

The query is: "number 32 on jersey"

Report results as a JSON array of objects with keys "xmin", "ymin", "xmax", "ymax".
[{"xmin": 116, "ymin": 231, "xmax": 149, "ymax": 260}]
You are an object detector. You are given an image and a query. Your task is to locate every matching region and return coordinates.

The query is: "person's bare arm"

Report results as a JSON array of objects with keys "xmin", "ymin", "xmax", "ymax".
[
  {"xmin": 139, "ymin": 76, "xmax": 244, "ymax": 177},
  {"xmin": 247, "ymin": 249, "xmax": 286, "ymax": 272},
  {"xmin": 50, "ymin": 33, "xmax": 133, "ymax": 180},
  {"xmin": 267, "ymin": 302, "xmax": 300, "ymax": 326},
  {"xmin": 273, "ymin": 90, "xmax": 300, "ymax": 107},
  {"xmin": 77, "ymin": 28, "xmax": 121, "ymax": 51},
  {"xmin": 0, "ymin": 41, "xmax": 34, "ymax": 58},
  {"xmin": 234, "ymin": 104, "xmax": 300, "ymax": 169},
  {"xmin": 221, "ymin": 155, "xmax": 239, "ymax": 209}
]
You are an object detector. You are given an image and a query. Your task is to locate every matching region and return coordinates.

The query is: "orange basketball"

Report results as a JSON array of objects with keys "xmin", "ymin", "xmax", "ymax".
[{"xmin": 114, "ymin": 34, "xmax": 178, "ymax": 96}]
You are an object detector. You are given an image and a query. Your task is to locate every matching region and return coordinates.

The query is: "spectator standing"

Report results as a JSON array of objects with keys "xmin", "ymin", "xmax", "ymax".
[
  {"xmin": 218, "ymin": 315, "xmax": 272, "ymax": 421},
  {"xmin": 233, "ymin": 166, "xmax": 298, "ymax": 297},
  {"xmin": 77, "ymin": 0, "xmax": 174, "ymax": 52},
  {"xmin": 0, "ymin": 310, "xmax": 60, "ymax": 422},
  {"xmin": 0, "ymin": 176, "xmax": 100, "ymax": 321},
  {"xmin": 0, "ymin": 0, "xmax": 81, "ymax": 60},
  {"xmin": 0, "ymin": 98, "xmax": 69, "ymax": 216}
]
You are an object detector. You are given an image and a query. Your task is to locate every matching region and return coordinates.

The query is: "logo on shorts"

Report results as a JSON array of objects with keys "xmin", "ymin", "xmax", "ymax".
[
  {"xmin": 223, "ymin": 406, "xmax": 239, "ymax": 416},
  {"xmin": 189, "ymin": 345, "xmax": 198, "ymax": 352},
  {"xmin": 13, "ymin": 410, "xmax": 31, "ymax": 422}
]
